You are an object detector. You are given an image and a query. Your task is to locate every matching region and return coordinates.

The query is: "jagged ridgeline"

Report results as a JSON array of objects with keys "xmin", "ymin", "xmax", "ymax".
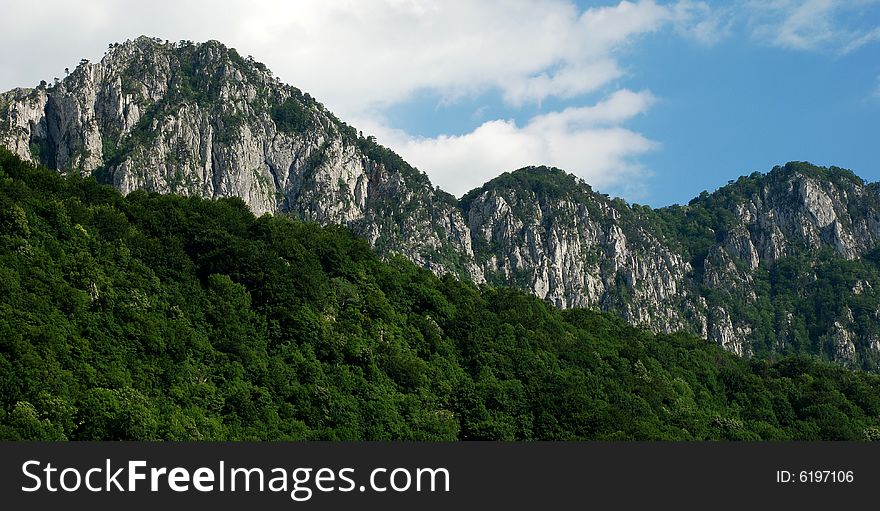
[
  {"xmin": 4, "ymin": 36, "xmax": 880, "ymax": 369},
  {"xmin": 4, "ymin": 149, "xmax": 880, "ymax": 440}
]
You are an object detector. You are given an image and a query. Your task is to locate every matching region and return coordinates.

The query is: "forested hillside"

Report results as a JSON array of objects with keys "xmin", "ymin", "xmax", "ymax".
[
  {"xmin": 7, "ymin": 38, "xmax": 880, "ymax": 367},
  {"xmin": 2, "ymin": 148, "xmax": 880, "ymax": 441}
]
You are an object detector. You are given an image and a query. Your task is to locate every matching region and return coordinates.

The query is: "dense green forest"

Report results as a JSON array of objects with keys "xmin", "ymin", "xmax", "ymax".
[{"xmin": 2, "ymin": 148, "xmax": 880, "ymax": 440}]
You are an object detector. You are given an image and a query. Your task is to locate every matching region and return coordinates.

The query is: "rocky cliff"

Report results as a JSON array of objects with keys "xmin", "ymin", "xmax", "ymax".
[
  {"xmin": 0, "ymin": 37, "xmax": 482, "ymax": 281},
  {"xmin": 460, "ymin": 168, "xmax": 704, "ymax": 335},
  {"xmin": 671, "ymin": 164, "xmax": 880, "ymax": 367},
  {"xmin": 4, "ymin": 37, "xmax": 880, "ymax": 368}
]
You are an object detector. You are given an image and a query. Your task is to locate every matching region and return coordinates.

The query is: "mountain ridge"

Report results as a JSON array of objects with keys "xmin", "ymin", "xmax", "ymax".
[{"xmin": 3, "ymin": 36, "xmax": 880, "ymax": 368}]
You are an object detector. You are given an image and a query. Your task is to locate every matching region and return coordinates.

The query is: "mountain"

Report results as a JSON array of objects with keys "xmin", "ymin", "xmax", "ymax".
[
  {"xmin": 655, "ymin": 164, "xmax": 880, "ymax": 367},
  {"xmin": 0, "ymin": 36, "xmax": 481, "ymax": 281},
  {"xmin": 460, "ymin": 167, "xmax": 700, "ymax": 335},
  {"xmin": 4, "ymin": 148, "xmax": 880, "ymax": 440},
  {"xmin": 3, "ymin": 36, "xmax": 880, "ymax": 369}
]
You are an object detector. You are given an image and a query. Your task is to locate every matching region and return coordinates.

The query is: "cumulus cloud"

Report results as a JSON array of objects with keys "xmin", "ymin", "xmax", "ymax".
[
  {"xmin": 356, "ymin": 90, "xmax": 658, "ymax": 197},
  {"xmin": 233, "ymin": 0, "xmax": 694, "ymax": 112}
]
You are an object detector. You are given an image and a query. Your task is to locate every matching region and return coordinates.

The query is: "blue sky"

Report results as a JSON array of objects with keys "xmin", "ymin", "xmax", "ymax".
[
  {"xmin": 367, "ymin": 1, "xmax": 880, "ymax": 206},
  {"xmin": 1, "ymin": 0, "xmax": 878, "ymax": 206},
  {"xmin": 620, "ymin": 6, "xmax": 880, "ymax": 206}
]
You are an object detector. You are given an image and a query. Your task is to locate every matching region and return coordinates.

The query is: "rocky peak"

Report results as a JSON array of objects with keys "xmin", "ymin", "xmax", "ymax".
[
  {"xmin": 0, "ymin": 36, "xmax": 483, "ymax": 281},
  {"xmin": 5, "ymin": 38, "xmax": 880, "ymax": 369},
  {"xmin": 460, "ymin": 166, "xmax": 700, "ymax": 334},
  {"xmin": 686, "ymin": 162, "xmax": 878, "ymax": 265},
  {"xmin": 660, "ymin": 162, "xmax": 880, "ymax": 367}
]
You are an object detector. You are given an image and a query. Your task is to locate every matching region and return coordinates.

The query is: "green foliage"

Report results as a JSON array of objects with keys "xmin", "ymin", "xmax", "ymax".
[
  {"xmin": 172, "ymin": 44, "xmax": 223, "ymax": 106},
  {"xmin": 305, "ymin": 141, "xmax": 329, "ymax": 169},
  {"xmin": 460, "ymin": 166, "xmax": 594, "ymax": 212},
  {"xmin": 28, "ymin": 138, "xmax": 54, "ymax": 168},
  {"xmin": 270, "ymin": 97, "xmax": 313, "ymax": 135},
  {"xmin": 215, "ymin": 111, "xmax": 246, "ymax": 145},
  {"xmin": 2, "ymin": 148, "xmax": 880, "ymax": 440},
  {"xmin": 654, "ymin": 162, "xmax": 865, "ymax": 264},
  {"xmin": 354, "ymin": 135, "xmax": 435, "ymax": 191}
]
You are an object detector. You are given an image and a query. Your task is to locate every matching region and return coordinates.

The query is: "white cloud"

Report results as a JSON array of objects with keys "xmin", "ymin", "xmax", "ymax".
[
  {"xmin": 243, "ymin": 0, "xmax": 687, "ymax": 112},
  {"xmin": 7, "ymin": 1, "xmax": 872, "ymax": 201},
  {"xmin": 840, "ymin": 26, "xmax": 880, "ymax": 54},
  {"xmin": 357, "ymin": 90, "xmax": 658, "ymax": 197},
  {"xmin": 0, "ymin": 0, "xmax": 713, "ymax": 200},
  {"xmin": 1, "ymin": 1, "xmax": 875, "ymax": 200},
  {"xmin": 750, "ymin": 0, "xmax": 837, "ymax": 50},
  {"xmin": 744, "ymin": 0, "xmax": 880, "ymax": 53},
  {"xmin": 0, "ymin": 0, "xmax": 712, "ymax": 116},
  {"xmin": 671, "ymin": 1, "xmax": 736, "ymax": 45}
]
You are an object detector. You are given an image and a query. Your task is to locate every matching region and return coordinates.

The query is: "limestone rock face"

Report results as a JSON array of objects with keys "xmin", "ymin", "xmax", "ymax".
[
  {"xmin": 682, "ymin": 165, "xmax": 880, "ymax": 365},
  {"xmin": 5, "ymin": 37, "xmax": 880, "ymax": 367},
  {"xmin": 726, "ymin": 170, "xmax": 880, "ymax": 264},
  {"xmin": 0, "ymin": 37, "xmax": 482, "ymax": 281},
  {"xmin": 461, "ymin": 172, "xmax": 699, "ymax": 334}
]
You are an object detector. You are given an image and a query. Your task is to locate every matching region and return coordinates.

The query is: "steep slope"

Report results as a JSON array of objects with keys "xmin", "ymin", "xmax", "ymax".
[
  {"xmin": 655, "ymin": 163, "xmax": 880, "ymax": 368},
  {"xmin": 0, "ymin": 36, "xmax": 481, "ymax": 280},
  {"xmin": 454, "ymin": 163, "xmax": 880, "ymax": 368},
  {"xmin": 0, "ymin": 36, "xmax": 707, "ymax": 337},
  {"xmin": 4, "ymin": 37, "xmax": 880, "ymax": 368},
  {"xmin": 461, "ymin": 166, "xmax": 704, "ymax": 335}
]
